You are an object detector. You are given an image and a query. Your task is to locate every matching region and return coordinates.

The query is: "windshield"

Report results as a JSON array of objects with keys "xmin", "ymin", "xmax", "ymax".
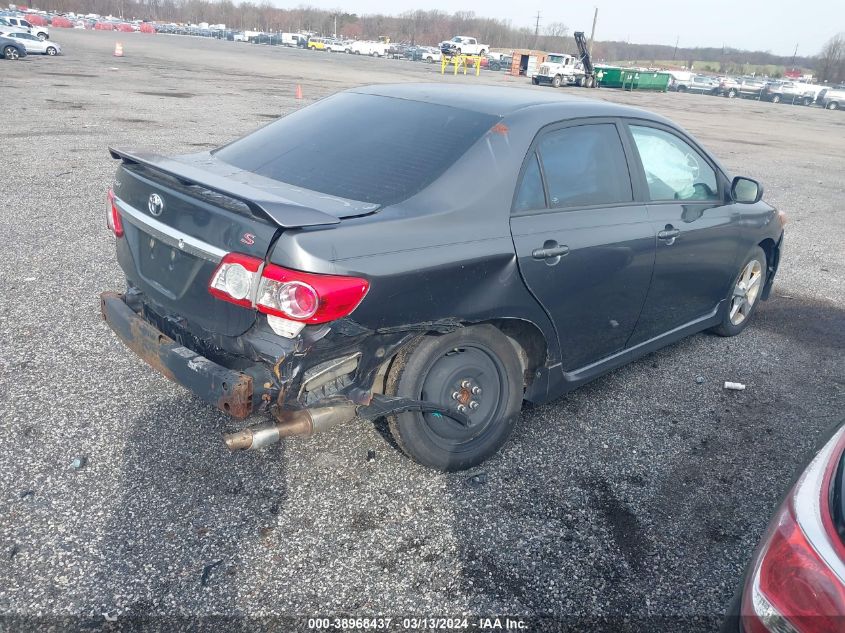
[
  {"xmin": 215, "ymin": 92, "xmax": 499, "ymax": 206},
  {"xmin": 547, "ymin": 55, "xmax": 565, "ymax": 64}
]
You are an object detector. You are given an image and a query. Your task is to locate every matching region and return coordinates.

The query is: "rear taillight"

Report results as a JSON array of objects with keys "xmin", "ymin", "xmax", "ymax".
[
  {"xmin": 106, "ymin": 188, "xmax": 124, "ymax": 237},
  {"xmin": 208, "ymin": 253, "xmax": 263, "ymax": 309},
  {"xmin": 741, "ymin": 426, "xmax": 845, "ymax": 633},
  {"xmin": 208, "ymin": 253, "xmax": 369, "ymax": 325}
]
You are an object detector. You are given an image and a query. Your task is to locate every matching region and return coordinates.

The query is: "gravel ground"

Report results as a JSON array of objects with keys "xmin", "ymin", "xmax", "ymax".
[{"xmin": 0, "ymin": 30, "xmax": 843, "ymax": 632}]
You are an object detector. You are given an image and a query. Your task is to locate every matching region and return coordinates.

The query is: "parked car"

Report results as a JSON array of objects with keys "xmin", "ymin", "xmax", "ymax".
[
  {"xmin": 418, "ymin": 46, "xmax": 441, "ymax": 63},
  {"xmin": 101, "ymin": 85, "xmax": 784, "ymax": 471},
  {"xmin": 818, "ymin": 87, "xmax": 845, "ymax": 110},
  {"xmin": 761, "ymin": 81, "xmax": 825, "ymax": 105},
  {"xmin": 722, "ymin": 421, "xmax": 845, "ymax": 633},
  {"xmin": 0, "ymin": 33, "xmax": 27, "ymax": 59},
  {"xmin": 307, "ymin": 36, "xmax": 328, "ymax": 51},
  {"xmin": 672, "ymin": 75, "xmax": 719, "ymax": 94},
  {"xmin": 387, "ymin": 42, "xmax": 409, "ymax": 59},
  {"xmin": 439, "ymin": 35, "xmax": 488, "ymax": 56},
  {"xmin": 0, "ymin": 15, "xmax": 48, "ymax": 39},
  {"xmin": 325, "ymin": 39, "xmax": 348, "ymax": 53},
  {"xmin": 2, "ymin": 31, "xmax": 60, "ymax": 54}
]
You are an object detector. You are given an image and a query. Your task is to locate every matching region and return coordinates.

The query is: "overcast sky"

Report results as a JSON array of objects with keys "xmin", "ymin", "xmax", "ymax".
[{"xmin": 289, "ymin": 0, "xmax": 844, "ymax": 57}]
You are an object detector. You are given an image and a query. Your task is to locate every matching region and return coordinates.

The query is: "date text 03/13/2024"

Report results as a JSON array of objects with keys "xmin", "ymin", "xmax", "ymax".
[{"xmin": 306, "ymin": 617, "xmax": 528, "ymax": 630}]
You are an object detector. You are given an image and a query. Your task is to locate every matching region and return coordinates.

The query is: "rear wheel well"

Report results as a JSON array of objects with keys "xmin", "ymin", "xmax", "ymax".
[{"xmin": 371, "ymin": 319, "xmax": 548, "ymax": 395}]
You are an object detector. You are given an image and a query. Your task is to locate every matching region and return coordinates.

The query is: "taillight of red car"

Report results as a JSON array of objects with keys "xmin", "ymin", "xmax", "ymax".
[
  {"xmin": 208, "ymin": 253, "xmax": 369, "ymax": 324},
  {"xmin": 106, "ymin": 188, "xmax": 124, "ymax": 237},
  {"xmin": 741, "ymin": 425, "xmax": 845, "ymax": 633}
]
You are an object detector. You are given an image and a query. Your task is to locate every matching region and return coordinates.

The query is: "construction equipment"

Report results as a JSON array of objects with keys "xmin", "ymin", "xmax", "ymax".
[{"xmin": 573, "ymin": 31, "xmax": 596, "ymax": 88}]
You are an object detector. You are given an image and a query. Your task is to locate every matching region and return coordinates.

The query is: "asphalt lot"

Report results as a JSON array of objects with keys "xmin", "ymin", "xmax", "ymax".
[{"xmin": 1, "ymin": 30, "xmax": 844, "ymax": 632}]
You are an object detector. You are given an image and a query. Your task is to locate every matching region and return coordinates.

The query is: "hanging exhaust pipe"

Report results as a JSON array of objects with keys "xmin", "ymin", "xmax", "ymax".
[{"xmin": 223, "ymin": 400, "xmax": 358, "ymax": 451}]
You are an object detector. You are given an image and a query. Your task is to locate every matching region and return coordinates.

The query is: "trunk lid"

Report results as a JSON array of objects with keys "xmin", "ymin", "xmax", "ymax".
[{"xmin": 110, "ymin": 148, "xmax": 370, "ymax": 337}]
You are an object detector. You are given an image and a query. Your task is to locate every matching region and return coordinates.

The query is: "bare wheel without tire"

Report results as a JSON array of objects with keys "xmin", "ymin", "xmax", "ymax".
[
  {"xmin": 385, "ymin": 325, "xmax": 524, "ymax": 471},
  {"xmin": 711, "ymin": 246, "xmax": 767, "ymax": 337}
]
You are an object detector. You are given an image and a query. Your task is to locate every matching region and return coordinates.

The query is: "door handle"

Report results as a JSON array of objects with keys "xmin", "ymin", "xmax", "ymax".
[
  {"xmin": 532, "ymin": 245, "xmax": 570, "ymax": 259},
  {"xmin": 657, "ymin": 227, "xmax": 681, "ymax": 240}
]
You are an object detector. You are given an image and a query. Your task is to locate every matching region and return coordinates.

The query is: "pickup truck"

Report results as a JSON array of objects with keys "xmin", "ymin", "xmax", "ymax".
[
  {"xmin": 439, "ymin": 36, "xmax": 488, "ymax": 57},
  {"xmin": 718, "ymin": 77, "xmax": 767, "ymax": 99},
  {"xmin": 531, "ymin": 53, "xmax": 585, "ymax": 88},
  {"xmin": 671, "ymin": 75, "xmax": 719, "ymax": 94},
  {"xmin": 0, "ymin": 15, "xmax": 48, "ymax": 40}
]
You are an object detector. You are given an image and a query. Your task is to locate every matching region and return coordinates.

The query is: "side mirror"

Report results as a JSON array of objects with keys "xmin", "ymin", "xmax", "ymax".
[{"xmin": 731, "ymin": 176, "xmax": 764, "ymax": 204}]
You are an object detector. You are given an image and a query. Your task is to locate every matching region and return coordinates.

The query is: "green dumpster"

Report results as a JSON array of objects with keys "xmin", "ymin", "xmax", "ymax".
[{"xmin": 594, "ymin": 65, "xmax": 671, "ymax": 91}]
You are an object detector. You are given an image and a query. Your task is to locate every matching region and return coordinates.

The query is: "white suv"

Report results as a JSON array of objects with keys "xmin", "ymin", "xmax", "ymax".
[{"xmin": 0, "ymin": 16, "xmax": 49, "ymax": 40}]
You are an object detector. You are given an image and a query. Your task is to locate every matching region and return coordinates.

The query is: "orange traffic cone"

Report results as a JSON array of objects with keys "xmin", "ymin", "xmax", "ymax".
[
  {"xmin": 113, "ymin": 42, "xmax": 124, "ymax": 57},
  {"xmin": 295, "ymin": 84, "xmax": 302, "ymax": 100}
]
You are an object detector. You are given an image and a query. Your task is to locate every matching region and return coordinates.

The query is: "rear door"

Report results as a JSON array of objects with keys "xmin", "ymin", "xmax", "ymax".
[
  {"xmin": 622, "ymin": 121, "xmax": 741, "ymax": 346},
  {"xmin": 510, "ymin": 120, "xmax": 655, "ymax": 372}
]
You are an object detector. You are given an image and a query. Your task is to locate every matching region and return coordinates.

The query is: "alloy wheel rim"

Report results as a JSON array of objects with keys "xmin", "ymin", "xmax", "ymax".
[{"xmin": 729, "ymin": 259, "xmax": 763, "ymax": 326}]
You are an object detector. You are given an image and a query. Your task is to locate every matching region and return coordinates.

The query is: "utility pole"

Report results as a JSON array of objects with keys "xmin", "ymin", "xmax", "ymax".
[
  {"xmin": 790, "ymin": 43, "xmax": 798, "ymax": 67},
  {"xmin": 588, "ymin": 7, "xmax": 598, "ymax": 58},
  {"xmin": 534, "ymin": 11, "xmax": 541, "ymax": 38},
  {"xmin": 334, "ymin": 14, "xmax": 337, "ymax": 38},
  {"xmin": 672, "ymin": 34, "xmax": 678, "ymax": 60}
]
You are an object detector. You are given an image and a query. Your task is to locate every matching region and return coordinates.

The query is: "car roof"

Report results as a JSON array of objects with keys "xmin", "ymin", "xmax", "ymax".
[{"xmin": 349, "ymin": 84, "xmax": 665, "ymax": 121}]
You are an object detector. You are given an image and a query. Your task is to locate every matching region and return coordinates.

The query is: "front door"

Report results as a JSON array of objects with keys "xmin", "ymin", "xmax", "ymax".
[
  {"xmin": 510, "ymin": 121, "xmax": 655, "ymax": 372},
  {"xmin": 623, "ymin": 122, "xmax": 742, "ymax": 346}
]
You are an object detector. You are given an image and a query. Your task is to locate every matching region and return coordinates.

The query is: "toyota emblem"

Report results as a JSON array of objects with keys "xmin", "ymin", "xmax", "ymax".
[{"xmin": 148, "ymin": 193, "xmax": 164, "ymax": 217}]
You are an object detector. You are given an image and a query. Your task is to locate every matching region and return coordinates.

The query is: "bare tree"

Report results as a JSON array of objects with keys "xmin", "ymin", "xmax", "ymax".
[
  {"xmin": 544, "ymin": 21, "xmax": 568, "ymax": 38},
  {"xmin": 818, "ymin": 33, "xmax": 844, "ymax": 83}
]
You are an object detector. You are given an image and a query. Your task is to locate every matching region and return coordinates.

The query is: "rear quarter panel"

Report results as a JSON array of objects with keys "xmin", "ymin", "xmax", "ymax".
[{"xmin": 267, "ymin": 112, "xmax": 563, "ymax": 365}]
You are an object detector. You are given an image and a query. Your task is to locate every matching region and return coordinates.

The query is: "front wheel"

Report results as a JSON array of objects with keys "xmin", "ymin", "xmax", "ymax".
[
  {"xmin": 386, "ymin": 325, "xmax": 524, "ymax": 471},
  {"xmin": 771, "ymin": 94, "xmax": 781, "ymax": 103},
  {"xmin": 37, "ymin": 33, "xmax": 47, "ymax": 41},
  {"xmin": 46, "ymin": 46, "xmax": 57, "ymax": 55},
  {"xmin": 3, "ymin": 46, "xmax": 19, "ymax": 60},
  {"xmin": 710, "ymin": 247, "xmax": 767, "ymax": 337},
  {"xmin": 552, "ymin": 75, "xmax": 562, "ymax": 88},
  {"xmin": 727, "ymin": 89, "xmax": 737, "ymax": 98},
  {"xmin": 531, "ymin": 76, "xmax": 539, "ymax": 85},
  {"xmin": 802, "ymin": 96, "xmax": 814, "ymax": 106},
  {"xmin": 828, "ymin": 101, "xmax": 840, "ymax": 110}
]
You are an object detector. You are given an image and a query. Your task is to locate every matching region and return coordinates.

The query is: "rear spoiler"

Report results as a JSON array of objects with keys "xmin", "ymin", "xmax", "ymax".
[{"xmin": 108, "ymin": 147, "xmax": 342, "ymax": 228}]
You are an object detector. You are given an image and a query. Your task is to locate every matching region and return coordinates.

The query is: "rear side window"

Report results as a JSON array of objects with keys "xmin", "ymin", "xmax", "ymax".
[
  {"xmin": 214, "ymin": 92, "xmax": 498, "ymax": 206},
  {"xmin": 514, "ymin": 153, "xmax": 545, "ymax": 211},
  {"xmin": 537, "ymin": 124, "xmax": 633, "ymax": 209}
]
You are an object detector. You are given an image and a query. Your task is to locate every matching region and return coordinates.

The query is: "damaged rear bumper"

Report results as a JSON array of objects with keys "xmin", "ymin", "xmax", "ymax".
[
  {"xmin": 100, "ymin": 291, "xmax": 265, "ymax": 419},
  {"xmin": 100, "ymin": 291, "xmax": 470, "ymax": 449}
]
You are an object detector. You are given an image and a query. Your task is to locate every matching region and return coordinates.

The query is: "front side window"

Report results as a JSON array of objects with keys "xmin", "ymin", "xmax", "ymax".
[
  {"xmin": 629, "ymin": 125, "xmax": 719, "ymax": 202},
  {"xmin": 537, "ymin": 123, "xmax": 633, "ymax": 209}
]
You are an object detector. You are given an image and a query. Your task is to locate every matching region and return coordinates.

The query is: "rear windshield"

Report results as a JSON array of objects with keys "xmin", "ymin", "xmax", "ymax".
[{"xmin": 214, "ymin": 92, "xmax": 499, "ymax": 206}]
